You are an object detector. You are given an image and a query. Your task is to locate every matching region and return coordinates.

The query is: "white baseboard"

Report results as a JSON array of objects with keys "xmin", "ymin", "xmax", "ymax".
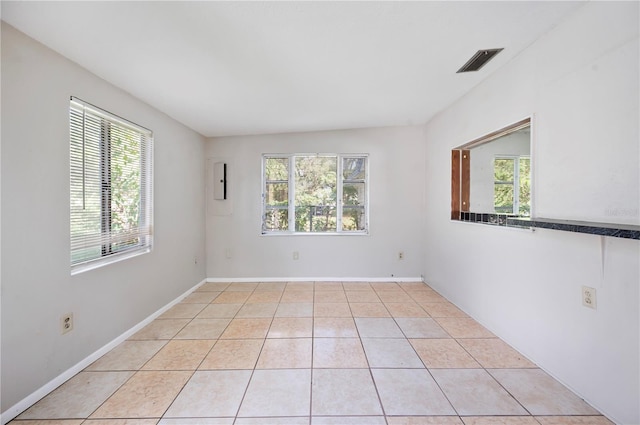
[
  {"xmin": 0, "ymin": 278, "xmax": 207, "ymax": 425},
  {"xmin": 206, "ymin": 276, "xmax": 424, "ymax": 283}
]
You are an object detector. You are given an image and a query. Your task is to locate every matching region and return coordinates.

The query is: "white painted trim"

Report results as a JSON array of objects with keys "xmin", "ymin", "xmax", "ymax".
[
  {"xmin": 0, "ymin": 278, "xmax": 207, "ymax": 425},
  {"xmin": 206, "ymin": 276, "xmax": 424, "ymax": 283}
]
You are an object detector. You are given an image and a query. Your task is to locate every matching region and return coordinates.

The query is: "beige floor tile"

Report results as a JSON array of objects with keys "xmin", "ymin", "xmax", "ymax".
[
  {"xmin": 90, "ymin": 371, "xmax": 191, "ymax": 418},
  {"xmin": 313, "ymin": 317, "xmax": 359, "ymax": 337},
  {"xmin": 312, "ymin": 417, "xmax": 385, "ymax": 424},
  {"xmin": 396, "ymin": 318, "xmax": 450, "ymax": 338},
  {"xmin": 375, "ymin": 291, "xmax": 414, "ymax": 303},
  {"xmin": 385, "ymin": 302, "xmax": 430, "ymax": 318},
  {"xmin": 314, "ymin": 281, "xmax": 344, "ymax": 291},
  {"xmin": 220, "ymin": 318, "xmax": 272, "ymax": 339},
  {"xmin": 458, "ymin": 339, "xmax": 536, "ymax": 368},
  {"xmin": 434, "ymin": 318, "xmax": 495, "ymax": 338},
  {"xmin": 86, "ymin": 341, "xmax": 167, "ymax": 371},
  {"xmin": 345, "ymin": 290, "xmax": 380, "ymax": 303},
  {"xmin": 256, "ymin": 338, "xmax": 312, "ymax": 368},
  {"xmin": 370, "ymin": 282, "xmax": 401, "ymax": 291},
  {"xmin": 408, "ymin": 290, "xmax": 447, "ymax": 303},
  {"xmin": 174, "ymin": 318, "xmax": 231, "ymax": 339},
  {"xmin": 9, "ymin": 421, "xmax": 85, "ymax": 425},
  {"xmin": 430, "ymin": 369, "xmax": 527, "ymax": 416},
  {"xmin": 142, "ymin": 340, "xmax": 215, "ymax": 370},
  {"xmin": 398, "ymin": 282, "xmax": 430, "ymax": 290},
  {"xmin": 197, "ymin": 303, "xmax": 242, "ymax": 318},
  {"xmin": 275, "ymin": 302, "xmax": 313, "ymax": 317},
  {"xmin": 236, "ymin": 303, "xmax": 278, "ymax": 318},
  {"xmin": 313, "ymin": 303, "xmax": 352, "ymax": 317},
  {"xmin": 355, "ymin": 318, "xmax": 403, "ymax": 338},
  {"xmin": 212, "ymin": 291, "xmax": 251, "ymax": 304},
  {"xmin": 489, "ymin": 369, "xmax": 600, "ymax": 415},
  {"xmin": 462, "ymin": 417, "xmax": 539, "ymax": 425},
  {"xmin": 286, "ymin": 282, "xmax": 315, "ymax": 291},
  {"xmin": 349, "ymin": 302, "xmax": 390, "ymax": 317},
  {"xmin": 246, "ymin": 291, "xmax": 283, "ymax": 303},
  {"xmin": 256, "ymin": 282, "xmax": 287, "ymax": 291},
  {"xmin": 281, "ymin": 290, "xmax": 315, "ymax": 303},
  {"xmin": 227, "ymin": 282, "xmax": 259, "ymax": 291},
  {"xmin": 361, "ymin": 338, "xmax": 423, "ymax": 368},
  {"xmin": 420, "ymin": 302, "xmax": 468, "ymax": 317},
  {"xmin": 410, "ymin": 339, "xmax": 479, "ymax": 368},
  {"xmin": 386, "ymin": 417, "xmax": 463, "ymax": 425},
  {"xmin": 159, "ymin": 303, "xmax": 207, "ymax": 319},
  {"xmin": 314, "ymin": 290, "xmax": 347, "ymax": 303},
  {"xmin": 84, "ymin": 420, "xmax": 160, "ymax": 424},
  {"xmin": 313, "ymin": 338, "xmax": 368, "ymax": 368},
  {"xmin": 236, "ymin": 418, "xmax": 309, "ymax": 425},
  {"xmin": 199, "ymin": 339, "xmax": 263, "ymax": 369},
  {"xmin": 372, "ymin": 368, "xmax": 455, "ymax": 415},
  {"xmin": 535, "ymin": 416, "xmax": 615, "ymax": 425},
  {"xmin": 197, "ymin": 282, "xmax": 230, "ymax": 292},
  {"xmin": 268, "ymin": 317, "xmax": 313, "ymax": 338},
  {"xmin": 181, "ymin": 291, "xmax": 220, "ymax": 303},
  {"xmin": 341, "ymin": 282, "xmax": 373, "ymax": 291},
  {"xmin": 17, "ymin": 372, "xmax": 133, "ymax": 420},
  {"xmin": 159, "ymin": 419, "xmax": 233, "ymax": 425},
  {"xmin": 239, "ymin": 369, "xmax": 311, "ymax": 417},
  {"xmin": 164, "ymin": 370, "xmax": 251, "ymax": 417},
  {"xmin": 311, "ymin": 369, "xmax": 382, "ymax": 416},
  {"xmin": 129, "ymin": 319, "xmax": 189, "ymax": 340}
]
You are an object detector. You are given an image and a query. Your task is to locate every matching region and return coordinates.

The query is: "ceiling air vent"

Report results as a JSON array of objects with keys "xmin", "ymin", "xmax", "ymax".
[{"xmin": 457, "ymin": 48, "xmax": 504, "ymax": 73}]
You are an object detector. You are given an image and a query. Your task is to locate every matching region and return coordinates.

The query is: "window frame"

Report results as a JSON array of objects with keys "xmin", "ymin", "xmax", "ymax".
[
  {"xmin": 493, "ymin": 155, "xmax": 530, "ymax": 216},
  {"xmin": 70, "ymin": 97, "xmax": 154, "ymax": 274},
  {"xmin": 261, "ymin": 153, "xmax": 369, "ymax": 235}
]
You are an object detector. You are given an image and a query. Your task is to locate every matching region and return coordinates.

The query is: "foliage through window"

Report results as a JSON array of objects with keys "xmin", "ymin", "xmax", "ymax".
[
  {"xmin": 70, "ymin": 98, "xmax": 153, "ymax": 272},
  {"xmin": 263, "ymin": 154, "xmax": 368, "ymax": 234},
  {"xmin": 494, "ymin": 156, "xmax": 530, "ymax": 216}
]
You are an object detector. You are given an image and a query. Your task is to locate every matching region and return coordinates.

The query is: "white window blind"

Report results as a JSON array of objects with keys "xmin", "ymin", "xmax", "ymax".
[{"xmin": 70, "ymin": 97, "xmax": 153, "ymax": 273}]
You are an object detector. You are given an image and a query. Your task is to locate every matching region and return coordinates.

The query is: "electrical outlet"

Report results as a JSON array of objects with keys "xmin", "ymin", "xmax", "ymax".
[
  {"xmin": 293, "ymin": 251, "xmax": 299, "ymax": 260},
  {"xmin": 398, "ymin": 251, "xmax": 404, "ymax": 260},
  {"xmin": 61, "ymin": 313, "xmax": 74, "ymax": 335},
  {"xmin": 582, "ymin": 286, "xmax": 597, "ymax": 309}
]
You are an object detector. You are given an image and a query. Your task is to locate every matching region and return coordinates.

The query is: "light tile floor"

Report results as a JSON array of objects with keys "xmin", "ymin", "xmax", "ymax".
[{"xmin": 11, "ymin": 281, "xmax": 614, "ymax": 425}]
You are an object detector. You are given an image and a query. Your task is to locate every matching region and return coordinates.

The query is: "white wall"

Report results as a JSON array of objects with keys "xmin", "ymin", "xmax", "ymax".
[
  {"xmin": 423, "ymin": 2, "xmax": 639, "ymax": 424},
  {"xmin": 1, "ymin": 23, "xmax": 207, "ymax": 413},
  {"xmin": 469, "ymin": 130, "xmax": 530, "ymax": 212},
  {"xmin": 206, "ymin": 126, "xmax": 425, "ymax": 279}
]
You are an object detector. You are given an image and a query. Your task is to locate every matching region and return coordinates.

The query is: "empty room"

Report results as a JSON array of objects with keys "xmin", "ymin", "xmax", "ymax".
[{"xmin": 1, "ymin": 1, "xmax": 638, "ymax": 425}]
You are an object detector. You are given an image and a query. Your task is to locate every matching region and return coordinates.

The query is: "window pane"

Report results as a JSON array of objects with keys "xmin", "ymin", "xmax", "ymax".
[
  {"xmin": 265, "ymin": 157, "xmax": 288, "ymax": 181},
  {"xmin": 264, "ymin": 208, "xmax": 288, "ymax": 231},
  {"xmin": 110, "ymin": 126, "xmax": 142, "ymax": 252},
  {"xmin": 295, "ymin": 205, "xmax": 337, "ymax": 232},
  {"xmin": 519, "ymin": 157, "xmax": 531, "ymax": 216},
  {"xmin": 266, "ymin": 182, "xmax": 288, "ymax": 205},
  {"xmin": 343, "ymin": 157, "xmax": 366, "ymax": 180},
  {"xmin": 494, "ymin": 158, "xmax": 514, "ymax": 183},
  {"xmin": 494, "ymin": 184, "xmax": 514, "ymax": 213},
  {"xmin": 343, "ymin": 206, "xmax": 365, "ymax": 231},
  {"xmin": 294, "ymin": 156, "xmax": 337, "ymax": 233}
]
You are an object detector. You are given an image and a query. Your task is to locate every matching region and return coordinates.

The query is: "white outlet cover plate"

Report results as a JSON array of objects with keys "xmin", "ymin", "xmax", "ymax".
[{"xmin": 582, "ymin": 286, "xmax": 597, "ymax": 309}]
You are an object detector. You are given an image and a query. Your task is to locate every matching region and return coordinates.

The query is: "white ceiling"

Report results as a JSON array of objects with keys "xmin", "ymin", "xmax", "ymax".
[{"xmin": 2, "ymin": 1, "xmax": 584, "ymax": 138}]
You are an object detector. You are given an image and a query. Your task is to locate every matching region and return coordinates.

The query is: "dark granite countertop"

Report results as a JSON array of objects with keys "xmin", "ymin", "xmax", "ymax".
[{"xmin": 506, "ymin": 217, "xmax": 640, "ymax": 240}]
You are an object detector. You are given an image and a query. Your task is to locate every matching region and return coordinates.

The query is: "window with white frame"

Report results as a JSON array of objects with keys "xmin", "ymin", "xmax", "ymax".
[
  {"xmin": 493, "ymin": 156, "xmax": 530, "ymax": 216},
  {"xmin": 70, "ymin": 97, "xmax": 153, "ymax": 273},
  {"xmin": 262, "ymin": 154, "xmax": 368, "ymax": 234}
]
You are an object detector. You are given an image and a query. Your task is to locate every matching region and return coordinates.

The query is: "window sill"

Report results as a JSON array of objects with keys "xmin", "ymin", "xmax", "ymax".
[
  {"xmin": 71, "ymin": 246, "xmax": 151, "ymax": 275},
  {"xmin": 260, "ymin": 231, "xmax": 369, "ymax": 237}
]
